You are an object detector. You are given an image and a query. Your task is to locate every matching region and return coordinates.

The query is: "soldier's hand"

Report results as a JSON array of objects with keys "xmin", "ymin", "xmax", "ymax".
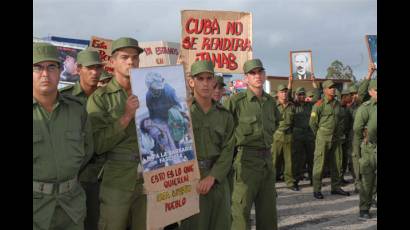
[
  {"xmin": 124, "ymin": 95, "xmax": 139, "ymax": 118},
  {"xmin": 196, "ymin": 176, "xmax": 215, "ymax": 195},
  {"xmin": 366, "ymin": 62, "xmax": 376, "ymax": 79}
]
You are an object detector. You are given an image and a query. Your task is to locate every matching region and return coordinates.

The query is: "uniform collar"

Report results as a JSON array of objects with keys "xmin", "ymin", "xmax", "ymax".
[
  {"xmin": 323, "ymin": 96, "xmax": 335, "ymax": 104},
  {"xmin": 370, "ymin": 98, "xmax": 377, "ymax": 105},
  {"xmin": 72, "ymin": 81, "xmax": 85, "ymax": 96},
  {"xmin": 246, "ymin": 89, "xmax": 268, "ymax": 102},
  {"xmin": 191, "ymin": 97, "xmax": 217, "ymax": 114},
  {"xmin": 106, "ymin": 76, "xmax": 123, "ymax": 93}
]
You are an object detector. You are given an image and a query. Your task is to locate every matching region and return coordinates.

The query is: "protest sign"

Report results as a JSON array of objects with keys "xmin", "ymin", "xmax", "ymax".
[
  {"xmin": 139, "ymin": 41, "xmax": 180, "ymax": 67},
  {"xmin": 89, "ymin": 36, "xmax": 114, "ymax": 73},
  {"xmin": 365, "ymin": 35, "xmax": 377, "ymax": 69},
  {"xmin": 181, "ymin": 10, "xmax": 252, "ymax": 74},
  {"xmin": 130, "ymin": 65, "xmax": 200, "ymax": 228}
]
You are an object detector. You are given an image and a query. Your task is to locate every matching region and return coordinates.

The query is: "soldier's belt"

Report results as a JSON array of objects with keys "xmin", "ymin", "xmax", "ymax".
[
  {"xmin": 33, "ymin": 177, "xmax": 78, "ymax": 195},
  {"xmin": 240, "ymin": 147, "xmax": 271, "ymax": 158},
  {"xmin": 106, "ymin": 153, "xmax": 139, "ymax": 162},
  {"xmin": 198, "ymin": 159, "xmax": 216, "ymax": 170}
]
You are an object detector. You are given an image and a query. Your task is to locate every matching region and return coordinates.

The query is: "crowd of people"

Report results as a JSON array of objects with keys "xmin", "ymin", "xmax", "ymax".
[{"xmin": 33, "ymin": 37, "xmax": 377, "ymax": 230}]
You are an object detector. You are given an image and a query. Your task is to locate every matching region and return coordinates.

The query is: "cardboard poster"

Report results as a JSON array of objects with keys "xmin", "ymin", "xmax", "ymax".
[
  {"xmin": 139, "ymin": 41, "xmax": 181, "ymax": 67},
  {"xmin": 130, "ymin": 65, "xmax": 200, "ymax": 228},
  {"xmin": 181, "ymin": 10, "xmax": 252, "ymax": 74},
  {"xmin": 89, "ymin": 36, "xmax": 114, "ymax": 73}
]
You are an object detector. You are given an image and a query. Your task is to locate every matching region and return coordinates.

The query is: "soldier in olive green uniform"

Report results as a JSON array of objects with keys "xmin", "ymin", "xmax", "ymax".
[
  {"xmin": 33, "ymin": 43, "xmax": 94, "ymax": 230},
  {"xmin": 212, "ymin": 74, "xmax": 227, "ymax": 103},
  {"xmin": 353, "ymin": 80, "xmax": 377, "ymax": 219},
  {"xmin": 350, "ymin": 63, "xmax": 376, "ymax": 193},
  {"xmin": 272, "ymin": 84, "xmax": 298, "ymax": 190},
  {"xmin": 179, "ymin": 60, "xmax": 235, "ymax": 230},
  {"xmin": 340, "ymin": 89, "xmax": 354, "ymax": 184},
  {"xmin": 309, "ymin": 80, "xmax": 350, "ymax": 199},
  {"xmin": 225, "ymin": 59, "xmax": 278, "ymax": 230},
  {"xmin": 86, "ymin": 38, "xmax": 146, "ymax": 230},
  {"xmin": 60, "ymin": 49, "xmax": 104, "ymax": 230}
]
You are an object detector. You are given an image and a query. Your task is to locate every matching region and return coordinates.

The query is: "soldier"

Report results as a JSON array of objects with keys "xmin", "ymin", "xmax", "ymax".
[
  {"xmin": 225, "ymin": 59, "xmax": 278, "ymax": 230},
  {"xmin": 309, "ymin": 80, "xmax": 350, "ymax": 199},
  {"xmin": 60, "ymin": 49, "xmax": 104, "ymax": 230},
  {"xmin": 340, "ymin": 89, "xmax": 354, "ymax": 185},
  {"xmin": 98, "ymin": 71, "xmax": 113, "ymax": 88},
  {"xmin": 350, "ymin": 62, "xmax": 376, "ymax": 193},
  {"xmin": 212, "ymin": 74, "xmax": 227, "ymax": 103},
  {"xmin": 272, "ymin": 83, "xmax": 298, "ymax": 191},
  {"xmin": 179, "ymin": 60, "xmax": 235, "ymax": 230},
  {"xmin": 288, "ymin": 75, "xmax": 320, "ymax": 185},
  {"xmin": 33, "ymin": 42, "xmax": 94, "ymax": 230},
  {"xmin": 353, "ymin": 80, "xmax": 377, "ymax": 219},
  {"xmin": 86, "ymin": 37, "xmax": 145, "ymax": 230}
]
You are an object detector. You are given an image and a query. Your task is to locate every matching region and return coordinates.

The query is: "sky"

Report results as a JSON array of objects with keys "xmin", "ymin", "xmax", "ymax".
[{"xmin": 33, "ymin": 0, "xmax": 377, "ymax": 80}]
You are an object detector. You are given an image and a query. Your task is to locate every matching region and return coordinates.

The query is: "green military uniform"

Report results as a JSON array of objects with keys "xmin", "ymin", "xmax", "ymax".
[
  {"xmin": 60, "ymin": 49, "xmax": 104, "ymax": 230},
  {"xmin": 290, "ymin": 87, "xmax": 319, "ymax": 183},
  {"xmin": 309, "ymin": 80, "xmax": 347, "ymax": 197},
  {"xmin": 340, "ymin": 89, "xmax": 354, "ymax": 182},
  {"xmin": 179, "ymin": 60, "xmax": 235, "ymax": 230},
  {"xmin": 226, "ymin": 59, "xmax": 278, "ymax": 230},
  {"xmin": 272, "ymin": 84, "xmax": 297, "ymax": 188},
  {"xmin": 349, "ymin": 80, "xmax": 371, "ymax": 192},
  {"xmin": 353, "ymin": 80, "xmax": 377, "ymax": 217},
  {"xmin": 86, "ymin": 37, "xmax": 146, "ymax": 230},
  {"xmin": 33, "ymin": 43, "xmax": 94, "ymax": 230}
]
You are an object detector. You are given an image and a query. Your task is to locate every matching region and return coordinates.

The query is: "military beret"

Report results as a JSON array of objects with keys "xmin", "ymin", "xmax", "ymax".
[
  {"xmin": 295, "ymin": 87, "xmax": 305, "ymax": 94},
  {"xmin": 77, "ymin": 49, "xmax": 103, "ymax": 67},
  {"xmin": 215, "ymin": 75, "xmax": 226, "ymax": 87},
  {"xmin": 369, "ymin": 79, "xmax": 377, "ymax": 90},
  {"xmin": 348, "ymin": 85, "xmax": 358, "ymax": 94},
  {"xmin": 33, "ymin": 42, "xmax": 60, "ymax": 65},
  {"xmin": 111, "ymin": 37, "xmax": 144, "ymax": 55},
  {"xmin": 243, "ymin": 59, "xmax": 265, "ymax": 74},
  {"xmin": 322, "ymin": 80, "xmax": 336, "ymax": 89},
  {"xmin": 277, "ymin": 84, "xmax": 288, "ymax": 91},
  {"xmin": 191, "ymin": 60, "xmax": 215, "ymax": 77}
]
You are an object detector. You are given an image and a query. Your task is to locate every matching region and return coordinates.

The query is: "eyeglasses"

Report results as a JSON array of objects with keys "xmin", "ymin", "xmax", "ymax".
[{"xmin": 33, "ymin": 64, "xmax": 59, "ymax": 73}]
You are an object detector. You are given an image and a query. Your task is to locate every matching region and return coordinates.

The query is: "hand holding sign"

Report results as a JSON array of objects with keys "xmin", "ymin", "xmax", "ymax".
[{"xmin": 196, "ymin": 175, "xmax": 215, "ymax": 195}]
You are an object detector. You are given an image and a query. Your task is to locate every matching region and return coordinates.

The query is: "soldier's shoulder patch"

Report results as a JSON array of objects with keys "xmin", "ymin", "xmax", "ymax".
[{"xmin": 314, "ymin": 99, "xmax": 323, "ymax": 106}]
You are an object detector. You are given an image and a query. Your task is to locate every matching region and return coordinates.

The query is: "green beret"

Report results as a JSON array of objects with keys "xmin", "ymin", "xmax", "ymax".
[
  {"xmin": 33, "ymin": 42, "xmax": 60, "ymax": 64},
  {"xmin": 191, "ymin": 60, "xmax": 215, "ymax": 77},
  {"xmin": 295, "ymin": 87, "xmax": 305, "ymax": 94},
  {"xmin": 369, "ymin": 79, "xmax": 377, "ymax": 90},
  {"xmin": 243, "ymin": 59, "xmax": 265, "ymax": 74},
  {"xmin": 277, "ymin": 84, "xmax": 288, "ymax": 91},
  {"xmin": 111, "ymin": 37, "xmax": 144, "ymax": 55},
  {"xmin": 322, "ymin": 80, "xmax": 336, "ymax": 89},
  {"xmin": 77, "ymin": 49, "xmax": 103, "ymax": 67}
]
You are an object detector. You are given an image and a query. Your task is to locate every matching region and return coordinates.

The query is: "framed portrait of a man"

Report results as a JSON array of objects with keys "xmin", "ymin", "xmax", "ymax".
[
  {"xmin": 365, "ymin": 35, "xmax": 377, "ymax": 69},
  {"xmin": 290, "ymin": 50, "xmax": 314, "ymax": 80}
]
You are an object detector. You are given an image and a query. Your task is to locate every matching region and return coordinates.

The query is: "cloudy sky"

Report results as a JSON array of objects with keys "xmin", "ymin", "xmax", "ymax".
[{"xmin": 33, "ymin": 0, "xmax": 376, "ymax": 79}]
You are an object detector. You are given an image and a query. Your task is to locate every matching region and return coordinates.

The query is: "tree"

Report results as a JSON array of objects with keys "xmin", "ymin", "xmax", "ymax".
[{"xmin": 326, "ymin": 60, "xmax": 357, "ymax": 83}]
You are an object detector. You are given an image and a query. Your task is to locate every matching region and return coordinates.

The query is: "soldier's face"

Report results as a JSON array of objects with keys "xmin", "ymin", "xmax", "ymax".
[
  {"xmin": 369, "ymin": 88, "xmax": 377, "ymax": 101},
  {"xmin": 79, "ymin": 64, "xmax": 103, "ymax": 87},
  {"xmin": 212, "ymin": 84, "xmax": 225, "ymax": 101},
  {"xmin": 324, "ymin": 86, "xmax": 336, "ymax": 100},
  {"xmin": 245, "ymin": 67, "xmax": 265, "ymax": 89},
  {"xmin": 341, "ymin": 94, "xmax": 352, "ymax": 104},
  {"xmin": 297, "ymin": 93, "xmax": 306, "ymax": 102},
  {"xmin": 111, "ymin": 48, "xmax": 140, "ymax": 78},
  {"xmin": 189, "ymin": 72, "xmax": 215, "ymax": 99},
  {"xmin": 33, "ymin": 61, "xmax": 60, "ymax": 95},
  {"xmin": 278, "ymin": 90, "xmax": 288, "ymax": 102},
  {"xmin": 295, "ymin": 55, "xmax": 307, "ymax": 75}
]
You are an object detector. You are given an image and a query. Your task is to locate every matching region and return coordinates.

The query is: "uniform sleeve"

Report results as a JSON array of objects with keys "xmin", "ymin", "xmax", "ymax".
[
  {"xmin": 309, "ymin": 104, "xmax": 320, "ymax": 136},
  {"xmin": 223, "ymin": 97, "xmax": 238, "ymax": 127},
  {"xmin": 358, "ymin": 79, "xmax": 370, "ymax": 103},
  {"xmin": 86, "ymin": 94, "xmax": 127, "ymax": 155},
  {"xmin": 353, "ymin": 105, "xmax": 369, "ymax": 157},
  {"xmin": 81, "ymin": 109, "xmax": 94, "ymax": 169},
  {"xmin": 209, "ymin": 113, "xmax": 235, "ymax": 183}
]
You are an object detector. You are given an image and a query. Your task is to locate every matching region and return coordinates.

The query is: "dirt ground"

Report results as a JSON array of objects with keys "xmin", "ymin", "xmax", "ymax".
[{"xmin": 251, "ymin": 174, "xmax": 377, "ymax": 230}]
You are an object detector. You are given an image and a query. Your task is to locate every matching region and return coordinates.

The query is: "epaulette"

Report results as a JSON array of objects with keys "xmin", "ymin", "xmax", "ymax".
[
  {"xmin": 58, "ymin": 84, "xmax": 75, "ymax": 93},
  {"xmin": 315, "ymin": 99, "xmax": 323, "ymax": 106},
  {"xmin": 61, "ymin": 94, "xmax": 84, "ymax": 106}
]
